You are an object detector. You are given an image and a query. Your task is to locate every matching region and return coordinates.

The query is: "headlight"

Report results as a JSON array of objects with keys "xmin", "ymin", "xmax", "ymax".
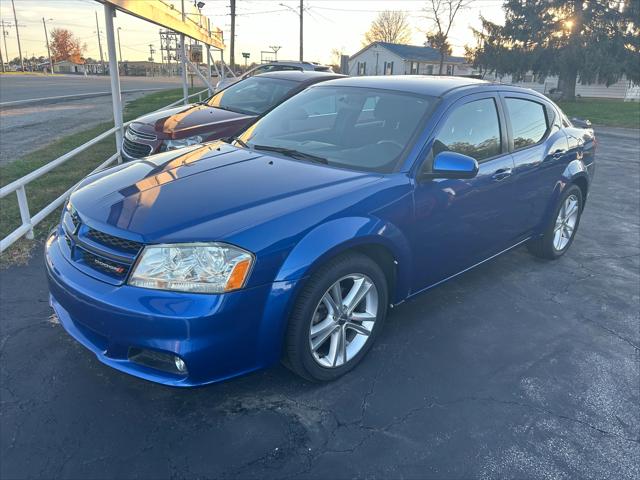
[
  {"xmin": 162, "ymin": 135, "xmax": 203, "ymax": 151},
  {"xmin": 129, "ymin": 243, "xmax": 253, "ymax": 293}
]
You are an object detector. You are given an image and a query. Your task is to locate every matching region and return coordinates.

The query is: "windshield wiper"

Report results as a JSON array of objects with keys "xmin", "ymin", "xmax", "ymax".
[
  {"xmin": 252, "ymin": 144, "xmax": 328, "ymax": 164},
  {"xmin": 232, "ymin": 137, "xmax": 249, "ymax": 149}
]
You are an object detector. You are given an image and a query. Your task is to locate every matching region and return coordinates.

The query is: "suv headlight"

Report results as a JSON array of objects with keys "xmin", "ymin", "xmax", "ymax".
[
  {"xmin": 129, "ymin": 243, "xmax": 253, "ymax": 293},
  {"xmin": 162, "ymin": 135, "xmax": 203, "ymax": 151}
]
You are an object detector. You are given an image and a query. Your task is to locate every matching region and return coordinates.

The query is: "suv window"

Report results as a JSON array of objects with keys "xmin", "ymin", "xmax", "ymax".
[
  {"xmin": 433, "ymin": 98, "xmax": 501, "ymax": 162},
  {"xmin": 505, "ymin": 98, "xmax": 548, "ymax": 150}
]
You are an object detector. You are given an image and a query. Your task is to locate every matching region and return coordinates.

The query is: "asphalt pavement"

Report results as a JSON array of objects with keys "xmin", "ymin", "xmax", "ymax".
[
  {"xmin": 0, "ymin": 74, "xmax": 183, "ymax": 104},
  {"xmin": 0, "ymin": 128, "xmax": 638, "ymax": 479},
  {"xmin": 0, "ymin": 91, "xmax": 148, "ymax": 166},
  {"xmin": 0, "ymin": 74, "xmax": 189, "ymax": 166}
]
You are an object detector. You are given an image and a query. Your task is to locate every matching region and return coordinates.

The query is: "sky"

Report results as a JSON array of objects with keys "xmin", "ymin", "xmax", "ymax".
[{"xmin": 0, "ymin": 0, "xmax": 506, "ymax": 66}]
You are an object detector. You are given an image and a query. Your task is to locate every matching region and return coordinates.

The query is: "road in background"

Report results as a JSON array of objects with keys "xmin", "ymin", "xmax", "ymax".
[
  {"xmin": 0, "ymin": 75, "xmax": 195, "ymax": 166},
  {"xmin": 1, "ymin": 91, "xmax": 150, "ymax": 166},
  {"xmin": 0, "ymin": 74, "xmax": 183, "ymax": 103},
  {"xmin": 0, "ymin": 128, "xmax": 638, "ymax": 479}
]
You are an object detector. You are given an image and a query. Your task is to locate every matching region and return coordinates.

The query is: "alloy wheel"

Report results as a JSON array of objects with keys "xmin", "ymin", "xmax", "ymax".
[
  {"xmin": 308, "ymin": 274, "xmax": 378, "ymax": 368},
  {"xmin": 553, "ymin": 194, "xmax": 580, "ymax": 251}
]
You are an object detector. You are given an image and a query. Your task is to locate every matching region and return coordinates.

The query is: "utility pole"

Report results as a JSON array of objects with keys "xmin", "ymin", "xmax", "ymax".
[
  {"xmin": 2, "ymin": 21, "xmax": 9, "ymax": 68},
  {"xmin": 229, "ymin": 0, "xmax": 236, "ymax": 71},
  {"xmin": 117, "ymin": 27, "xmax": 122, "ymax": 62},
  {"xmin": 10, "ymin": 0, "xmax": 24, "ymax": 71},
  {"xmin": 42, "ymin": 18, "xmax": 53, "ymax": 74},
  {"xmin": 280, "ymin": 2, "xmax": 304, "ymax": 61},
  {"xmin": 299, "ymin": 0, "xmax": 303, "ymax": 61},
  {"xmin": 0, "ymin": 40, "xmax": 4, "ymax": 73},
  {"xmin": 159, "ymin": 29, "xmax": 164, "ymax": 74},
  {"xmin": 269, "ymin": 45, "xmax": 281, "ymax": 61},
  {"xmin": 95, "ymin": 11, "xmax": 105, "ymax": 75}
]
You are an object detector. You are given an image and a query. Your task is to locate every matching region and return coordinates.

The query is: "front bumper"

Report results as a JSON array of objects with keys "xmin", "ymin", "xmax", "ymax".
[{"xmin": 45, "ymin": 230, "xmax": 297, "ymax": 387}]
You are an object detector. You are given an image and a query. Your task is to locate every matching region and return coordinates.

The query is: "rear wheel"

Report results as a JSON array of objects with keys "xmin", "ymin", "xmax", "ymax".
[
  {"xmin": 528, "ymin": 184, "xmax": 583, "ymax": 259},
  {"xmin": 284, "ymin": 253, "xmax": 388, "ymax": 382}
]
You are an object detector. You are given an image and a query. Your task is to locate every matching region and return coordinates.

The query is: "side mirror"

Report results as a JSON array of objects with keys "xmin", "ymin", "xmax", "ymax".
[
  {"xmin": 570, "ymin": 117, "xmax": 592, "ymax": 129},
  {"xmin": 424, "ymin": 151, "xmax": 479, "ymax": 179}
]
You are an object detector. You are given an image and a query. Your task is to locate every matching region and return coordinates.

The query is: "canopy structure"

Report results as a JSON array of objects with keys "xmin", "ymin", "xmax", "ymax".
[
  {"xmin": 94, "ymin": 0, "xmax": 229, "ymax": 166},
  {"xmin": 96, "ymin": 0, "xmax": 224, "ymax": 49}
]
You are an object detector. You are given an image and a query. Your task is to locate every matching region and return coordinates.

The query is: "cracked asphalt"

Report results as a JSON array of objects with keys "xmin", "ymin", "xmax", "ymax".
[{"xmin": 1, "ymin": 127, "xmax": 639, "ymax": 479}]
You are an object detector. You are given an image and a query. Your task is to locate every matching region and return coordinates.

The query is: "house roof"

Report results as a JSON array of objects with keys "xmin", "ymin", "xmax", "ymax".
[{"xmin": 351, "ymin": 42, "xmax": 468, "ymax": 64}]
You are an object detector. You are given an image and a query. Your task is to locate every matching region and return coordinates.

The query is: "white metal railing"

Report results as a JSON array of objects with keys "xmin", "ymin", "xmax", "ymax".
[{"xmin": 0, "ymin": 88, "xmax": 210, "ymax": 253}]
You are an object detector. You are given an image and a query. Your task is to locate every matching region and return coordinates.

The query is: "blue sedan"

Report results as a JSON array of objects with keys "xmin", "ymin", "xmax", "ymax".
[{"xmin": 45, "ymin": 76, "xmax": 596, "ymax": 386}]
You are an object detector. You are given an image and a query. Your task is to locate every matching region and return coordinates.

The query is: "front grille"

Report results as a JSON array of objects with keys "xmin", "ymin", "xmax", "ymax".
[
  {"xmin": 81, "ymin": 250, "xmax": 130, "ymax": 278},
  {"xmin": 67, "ymin": 208, "xmax": 80, "ymax": 230},
  {"xmin": 128, "ymin": 126, "xmax": 157, "ymax": 141},
  {"xmin": 123, "ymin": 137, "xmax": 153, "ymax": 159},
  {"xmin": 64, "ymin": 232, "xmax": 73, "ymax": 249},
  {"xmin": 86, "ymin": 228, "xmax": 143, "ymax": 254}
]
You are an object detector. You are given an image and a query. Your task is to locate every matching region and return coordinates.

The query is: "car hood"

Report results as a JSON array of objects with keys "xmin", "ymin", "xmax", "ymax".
[
  {"xmin": 132, "ymin": 104, "xmax": 252, "ymax": 138},
  {"xmin": 70, "ymin": 143, "xmax": 381, "ymax": 243}
]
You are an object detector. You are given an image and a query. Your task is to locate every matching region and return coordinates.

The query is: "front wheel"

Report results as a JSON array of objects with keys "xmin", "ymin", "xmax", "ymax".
[
  {"xmin": 284, "ymin": 253, "xmax": 388, "ymax": 382},
  {"xmin": 528, "ymin": 184, "xmax": 583, "ymax": 259}
]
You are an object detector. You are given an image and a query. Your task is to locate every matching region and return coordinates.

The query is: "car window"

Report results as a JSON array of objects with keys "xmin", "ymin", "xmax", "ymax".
[
  {"xmin": 302, "ymin": 96, "xmax": 336, "ymax": 116},
  {"xmin": 505, "ymin": 98, "xmax": 548, "ymax": 150},
  {"xmin": 433, "ymin": 98, "xmax": 501, "ymax": 162},
  {"xmin": 207, "ymin": 76, "xmax": 298, "ymax": 115},
  {"xmin": 237, "ymin": 86, "xmax": 434, "ymax": 173}
]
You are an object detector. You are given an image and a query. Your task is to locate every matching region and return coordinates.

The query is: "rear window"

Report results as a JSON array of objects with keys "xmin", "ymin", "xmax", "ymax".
[{"xmin": 505, "ymin": 98, "xmax": 549, "ymax": 150}]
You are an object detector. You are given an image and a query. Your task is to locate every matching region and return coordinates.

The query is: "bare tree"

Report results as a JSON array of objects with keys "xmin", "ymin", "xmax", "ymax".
[
  {"xmin": 424, "ymin": 0, "xmax": 469, "ymax": 74},
  {"xmin": 364, "ymin": 10, "xmax": 412, "ymax": 45}
]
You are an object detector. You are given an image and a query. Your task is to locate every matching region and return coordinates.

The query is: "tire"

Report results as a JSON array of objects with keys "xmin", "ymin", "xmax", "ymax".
[
  {"xmin": 284, "ymin": 253, "xmax": 388, "ymax": 382},
  {"xmin": 528, "ymin": 184, "xmax": 583, "ymax": 260}
]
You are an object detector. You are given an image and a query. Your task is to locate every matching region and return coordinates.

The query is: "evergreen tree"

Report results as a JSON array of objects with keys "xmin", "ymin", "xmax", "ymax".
[{"xmin": 467, "ymin": 0, "xmax": 639, "ymax": 100}]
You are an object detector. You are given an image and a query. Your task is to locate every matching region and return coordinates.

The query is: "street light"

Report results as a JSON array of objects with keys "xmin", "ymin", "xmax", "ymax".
[{"xmin": 279, "ymin": 1, "xmax": 304, "ymax": 61}]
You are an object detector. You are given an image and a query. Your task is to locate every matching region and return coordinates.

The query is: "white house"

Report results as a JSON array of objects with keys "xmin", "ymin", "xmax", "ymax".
[
  {"xmin": 347, "ymin": 42, "xmax": 474, "ymax": 77},
  {"xmin": 482, "ymin": 72, "xmax": 639, "ymax": 100}
]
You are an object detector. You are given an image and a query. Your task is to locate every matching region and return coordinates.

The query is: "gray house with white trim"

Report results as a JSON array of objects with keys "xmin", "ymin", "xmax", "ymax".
[{"xmin": 347, "ymin": 42, "xmax": 474, "ymax": 77}]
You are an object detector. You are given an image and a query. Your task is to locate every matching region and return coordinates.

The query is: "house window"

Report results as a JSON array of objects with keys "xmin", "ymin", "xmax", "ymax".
[
  {"xmin": 385, "ymin": 61, "xmax": 393, "ymax": 75},
  {"xmin": 446, "ymin": 64, "xmax": 454, "ymax": 75},
  {"xmin": 357, "ymin": 61, "xmax": 367, "ymax": 76},
  {"xmin": 426, "ymin": 64, "xmax": 434, "ymax": 75},
  {"xmin": 410, "ymin": 61, "xmax": 419, "ymax": 75}
]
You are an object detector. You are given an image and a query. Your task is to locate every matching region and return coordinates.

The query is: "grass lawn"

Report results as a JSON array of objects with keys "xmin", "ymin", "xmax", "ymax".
[
  {"xmin": 558, "ymin": 98, "xmax": 640, "ymax": 129},
  {"xmin": 0, "ymin": 87, "xmax": 203, "ymax": 266}
]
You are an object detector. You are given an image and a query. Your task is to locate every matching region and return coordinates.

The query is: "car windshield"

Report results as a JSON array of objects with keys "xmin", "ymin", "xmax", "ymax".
[
  {"xmin": 237, "ymin": 86, "xmax": 434, "ymax": 173},
  {"xmin": 207, "ymin": 76, "xmax": 298, "ymax": 115}
]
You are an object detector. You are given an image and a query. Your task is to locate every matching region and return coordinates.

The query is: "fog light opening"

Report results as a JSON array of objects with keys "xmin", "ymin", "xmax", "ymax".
[
  {"xmin": 174, "ymin": 356, "xmax": 186, "ymax": 373},
  {"xmin": 127, "ymin": 347, "xmax": 188, "ymax": 376}
]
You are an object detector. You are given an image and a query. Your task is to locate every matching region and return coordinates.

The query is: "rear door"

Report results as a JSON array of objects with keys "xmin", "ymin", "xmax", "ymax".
[
  {"xmin": 411, "ymin": 93, "xmax": 520, "ymax": 291},
  {"xmin": 500, "ymin": 92, "xmax": 570, "ymax": 235}
]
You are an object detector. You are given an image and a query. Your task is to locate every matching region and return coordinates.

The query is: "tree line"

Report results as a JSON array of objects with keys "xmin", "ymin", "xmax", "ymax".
[{"xmin": 360, "ymin": 0, "xmax": 639, "ymax": 100}]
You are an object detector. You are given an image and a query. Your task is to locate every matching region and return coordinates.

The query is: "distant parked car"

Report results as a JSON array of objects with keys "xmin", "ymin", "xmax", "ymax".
[
  {"xmin": 215, "ymin": 61, "xmax": 333, "ymax": 91},
  {"xmin": 122, "ymin": 70, "xmax": 342, "ymax": 161}
]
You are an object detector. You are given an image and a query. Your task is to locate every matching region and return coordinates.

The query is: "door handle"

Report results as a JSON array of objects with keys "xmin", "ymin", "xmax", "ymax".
[
  {"xmin": 552, "ymin": 149, "xmax": 565, "ymax": 160},
  {"xmin": 491, "ymin": 168, "xmax": 512, "ymax": 181}
]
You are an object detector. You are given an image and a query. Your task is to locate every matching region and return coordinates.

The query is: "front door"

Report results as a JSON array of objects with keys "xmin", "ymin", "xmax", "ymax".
[{"xmin": 410, "ymin": 94, "xmax": 520, "ymax": 292}]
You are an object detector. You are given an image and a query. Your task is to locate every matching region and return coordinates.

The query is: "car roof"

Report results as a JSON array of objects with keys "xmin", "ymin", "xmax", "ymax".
[
  {"xmin": 313, "ymin": 75, "xmax": 493, "ymax": 97},
  {"xmin": 258, "ymin": 70, "xmax": 345, "ymax": 83}
]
